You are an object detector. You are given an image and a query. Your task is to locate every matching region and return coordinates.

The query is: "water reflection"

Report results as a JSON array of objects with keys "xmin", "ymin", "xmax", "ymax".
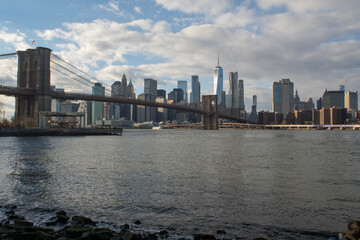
[{"xmin": 8, "ymin": 137, "xmax": 55, "ymax": 208}]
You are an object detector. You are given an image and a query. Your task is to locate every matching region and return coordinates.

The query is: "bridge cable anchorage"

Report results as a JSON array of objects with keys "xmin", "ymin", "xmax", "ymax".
[
  {"xmin": 51, "ymin": 53, "xmax": 111, "ymax": 87},
  {"xmin": 0, "ymin": 53, "xmax": 17, "ymax": 58}
]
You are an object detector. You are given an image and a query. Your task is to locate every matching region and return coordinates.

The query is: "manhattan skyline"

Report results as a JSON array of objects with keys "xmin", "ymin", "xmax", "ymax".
[{"xmin": 1, "ymin": 0, "xmax": 360, "ymax": 117}]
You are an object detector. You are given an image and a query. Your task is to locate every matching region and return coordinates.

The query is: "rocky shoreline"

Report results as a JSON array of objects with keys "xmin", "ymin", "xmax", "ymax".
[{"xmin": 0, "ymin": 205, "xmax": 270, "ymax": 240}]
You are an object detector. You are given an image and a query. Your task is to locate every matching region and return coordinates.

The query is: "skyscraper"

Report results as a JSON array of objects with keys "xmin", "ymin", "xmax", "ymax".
[
  {"xmin": 214, "ymin": 54, "xmax": 223, "ymax": 104},
  {"xmin": 272, "ymin": 79, "xmax": 294, "ymax": 118},
  {"xmin": 144, "ymin": 78, "xmax": 157, "ymax": 96},
  {"xmin": 137, "ymin": 78, "xmax": 157, "ymax": 122},
  {"xmin": 177, "ymin": 80, "xmax": 188, "ymax": 103},
  {"xmin": 121, "ymin": 74, "xmax": 127, "ymax": 97},
  {"xmin": 111, "ymin": 81, "xmax": 122, "ymax": 119},
  {"xmin": 249, "ymin": 95, "xmax": 258, "ymax": 123},
  {"xmin": 345, "ymin": 91, "xmax": 358, "ymax": 119},
  {"xmin": 238, "ymin": 79, "xmax": 245, "ymax": 110},
  {"xmin": 228, "ymin": 72, "xmax": 245, "ymax": 110},
  {"xmin": 191, "ymin": 75, "xmax": 200, "ymax": 106},
  {"xmin": 92, "ymin": 82, "xmax": 105, "ymax": 125},
  {"xmin": 228, "ymin": 72, "xmax": 238, "ymax": 109}
]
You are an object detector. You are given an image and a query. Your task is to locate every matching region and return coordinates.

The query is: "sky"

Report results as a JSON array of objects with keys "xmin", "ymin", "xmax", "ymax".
[{"xmin": 1, "ymin": 0, "xmax": 360, "ymax": 118}]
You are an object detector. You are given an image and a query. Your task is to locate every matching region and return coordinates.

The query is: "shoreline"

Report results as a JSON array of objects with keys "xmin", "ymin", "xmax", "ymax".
[
  {"xmin": 0, "ymin": 205, "xmax": 271, "ymax": 240},
  {"xmin": 0, "ymin": 128, "xmax": 123, "ymax": 137},
  {"xmin": 0, "ymin": 205, "xmax": 337, "ymax": 240}
]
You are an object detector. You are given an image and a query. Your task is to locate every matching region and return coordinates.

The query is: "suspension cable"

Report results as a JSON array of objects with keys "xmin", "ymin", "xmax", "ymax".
[
  {"xmin": 51, "ymin": 53, "xmax": 110, "ymax": 87},
  {"xmin": 0, "ymin": 53, "xmax": 17, "ymax": 58}
]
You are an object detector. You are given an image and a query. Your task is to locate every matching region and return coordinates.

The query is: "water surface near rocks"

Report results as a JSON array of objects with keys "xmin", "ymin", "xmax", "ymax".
[{"xmin": 0, "ymin": 129, "xmax": 359, "ymax": 239}]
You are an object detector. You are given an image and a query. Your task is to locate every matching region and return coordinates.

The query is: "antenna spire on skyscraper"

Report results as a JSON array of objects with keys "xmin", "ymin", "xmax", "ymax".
[{"xmin": 217, "ymin": 52, "xmax": 220, "ymax": 67}]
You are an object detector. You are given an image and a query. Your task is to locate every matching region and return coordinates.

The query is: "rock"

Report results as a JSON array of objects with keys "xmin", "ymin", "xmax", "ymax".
[
  {"xmin": 11, "ymin": 232, "xmax": 37, "ymax": 240},
  {"xmin": 72, "ymin": 215, "xmax": 96, "ymax": 226},
  {"xmin": 134, "ymin": 220, "xmax": 141, "ymax": 225},
  {"xmin": 4, "ymin": 204, "xmax": 17, "ymax": 209},
  {"xmin": 64, "ymin": 224, "xmax": 93, "ymax": 238},
  {"xmin": 122, "ymin": 223, "xmax": 130, "ymax": 230},
  {"xmin": 159, "ymin": 230, "xmax": 169, "ymax": 236},
  {"xmin": 146, "ymin": 233, "xmax": 158, "ymax": 240},
  {"xmin": 45, "ymin": 220, "xmax": 58, "ymax": 226},
  {"xmin": 56, "ymin": 210, "xmax": 67, "ymax": 217},
  {"xmin": 36, "ymin": 230, "xmax": 55, "ymax": 240},
  {"xmin": 14, "ymin": 219, "xmax": 35, "ymax": 233},
  {"xmin": 194, "ymin": 233, "xmax": 216, "ymax": 240},
  {"xmin": 121, "ymin": 230, "xmax": 143, "ymax": 240},
  {"xmin": 216, "ymin": 230, "xmax": 226, "ymax": 235},
  {"xmin": 0, "ymin": 226, "xmax": 11, "ymax": 235},
  {"xmin": 57, "ymin": 214, "xmax": 69, "ymax": 224},
  {"xmin": 34, "ymin": 226, "xmax": 55, "ymax": 235},
  {"xmin": 5, "ymin": 209, "xmax": 15, "ymax": 215},
  {"xmin": 8, "ymin": 214, "xmax": 25, "ymax": 220},
  {"xmin": 254, "ymin": 238, "xmax": 268, "ymax": 240}
]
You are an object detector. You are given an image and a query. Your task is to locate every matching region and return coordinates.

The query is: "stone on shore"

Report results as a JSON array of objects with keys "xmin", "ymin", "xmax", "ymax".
[
  {"xmin": 71, "ymin": 215, "xmax": 96, "ymax": 226},
  {"xmin": 193, "ymin": 233, "xmax": 216, "ymax": 240}
]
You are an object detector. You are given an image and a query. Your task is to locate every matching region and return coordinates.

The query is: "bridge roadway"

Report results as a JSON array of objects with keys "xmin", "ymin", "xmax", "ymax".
[{"xmin": 0, "ymin": 85, "xmax": 251, "ymax": 123}]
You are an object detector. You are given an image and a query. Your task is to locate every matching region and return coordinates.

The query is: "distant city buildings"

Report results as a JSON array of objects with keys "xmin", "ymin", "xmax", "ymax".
[
  {"xmin": 214, "ymin": 54, "xmax": 223, "ymax": 104},
  {"xmin": 322, "ymin": 88, "xmax": 344, "ymax": 108},
  {"xmin": 248, "ymin": 95, "xmax": 258, "ymax": 122},
  {"xmin": 293, "ymin": 89, "xmax": 314, "ymax": 111},
  {"xmin": 92, "ymin": 82, "xmax": 105, "ymax": 125},
  {"xmin": 272, "ymin": 78, "xmax": 294, "ymax": 118},
  {"xmin": 177, "ymin": 80, "xmax": 188, "ymax": 103},
  {"xmin": 190, "ymin": 75, "xmax": 200, "ymax": 107}
]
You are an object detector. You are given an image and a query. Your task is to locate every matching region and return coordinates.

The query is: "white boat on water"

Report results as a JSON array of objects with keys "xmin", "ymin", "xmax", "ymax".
[{"xmin": 152, "ymin": 125, "xmax": 163, "ymax": 130}]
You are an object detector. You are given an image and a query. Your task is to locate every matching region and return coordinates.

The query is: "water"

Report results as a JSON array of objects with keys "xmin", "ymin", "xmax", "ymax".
[{"xmin": 0, "ymin": 129, "xmax": 359, "ymax": 239}]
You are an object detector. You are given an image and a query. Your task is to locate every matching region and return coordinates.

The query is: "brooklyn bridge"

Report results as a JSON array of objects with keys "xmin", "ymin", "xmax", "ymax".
[{"xmin": 0, "ymin": 47, "xmax": 253, "ymax": 130}]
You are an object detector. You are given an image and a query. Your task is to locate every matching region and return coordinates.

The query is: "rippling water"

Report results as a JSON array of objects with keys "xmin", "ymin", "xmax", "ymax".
[{"xmin": 0, "ymin": 129, "xmax": 359, "ymax": 239}]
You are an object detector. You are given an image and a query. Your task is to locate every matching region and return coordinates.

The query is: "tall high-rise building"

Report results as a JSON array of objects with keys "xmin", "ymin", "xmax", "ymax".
[
  {"xmin": 345, "ymin": 91, "xmax": 358, "ymax": 110},
  {"xmin": 121, "ymin": 74, "xmax": 127, "ymax": 97},
  {"xmin": 345, "ymin": 91, "xmax": 358, "ymax": 119},
  {"xmin": 111, "ymin": 81, "xmax": 122, "ymax": 119},
  {"xmin": 157, "ymin": 89, "xmax": 166, "ymax": 99},
  {"xmin": 137, "ymin": 78, "xmax": 157, "ymax": 122},
  {"xmin": 127, "ymin": 79, "xmax": 135, "ymax": 99},
  {"xmin": 228, "ymin": 72, "xmax": 238, "ymax": 109},
  {"xmin": 228, "ymin": 72, "xmax": 245, "ymax": 110},
  {"xmin": 249, "ymin": 95, "xmax": 258, "ymax": 123},
  {"xmin": 214, "ymin": 54, "xmax": 223, "ymax": 104},
  {"xmin": 191, "ymin": 75, "xmax": 200, "ymax": 106},
  {"xmin": 144, "ymin": 78, "xmax": 157, "ymax": 96},
  {"xmin": 92, "ymin": 82, "xmax": 105, "ymax": 125},
  {"xmin": 272, "ymin": 78, "xmax": 294, "ymax": 117},
  {"xmin": 238, "ymin": 79, "xmax": 245, "ymax": 110},
  {"xmin": 322, "ymin": 89, "xmax": 344, "ymax": 108},
  {"xmin": 177, "ymin": 80, "xmax": 188, "ymax": 103}
]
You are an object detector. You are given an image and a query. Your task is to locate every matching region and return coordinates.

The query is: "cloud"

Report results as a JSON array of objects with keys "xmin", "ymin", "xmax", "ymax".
[
  {"xmin": 155, "ymin": 0, "xmax": 232, "ymax": 16},
  {"xmin": 0, "ymin": 27, "xmax": 30, "ymax": 50},
  {"xmin": 96, "ymin": 0, "xmax": 125, "ymax": 17},
  {"xmin": 134, "ymin": 6, "xmax": 142, "ymax": 14}
]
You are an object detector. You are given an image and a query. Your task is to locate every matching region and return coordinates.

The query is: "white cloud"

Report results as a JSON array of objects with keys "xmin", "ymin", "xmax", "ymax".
[
  {"xmin": 134, "ymin": 6, "xmax": 142, "ymax": 14},
  {"xmin": 96, "ymin": 0, "xmax": 125, "ymax": 17},
  {"xmin": 155, "ymin": 0, "xmax": 232, "ymax": 16}
]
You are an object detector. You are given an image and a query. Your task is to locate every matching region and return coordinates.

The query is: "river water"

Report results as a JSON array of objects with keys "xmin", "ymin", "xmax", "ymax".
[{"xmin": 0, "ymin": 129, "xmax": 359, "ymax": 239}]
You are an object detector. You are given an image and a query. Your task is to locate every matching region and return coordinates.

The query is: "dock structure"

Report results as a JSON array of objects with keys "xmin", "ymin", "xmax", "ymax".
[{"xmin": 219, "ymin": 123, "xmax": 360, "ymax": 130}]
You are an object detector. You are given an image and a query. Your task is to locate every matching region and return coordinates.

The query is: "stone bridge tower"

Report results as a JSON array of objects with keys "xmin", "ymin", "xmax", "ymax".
[
  {"xmin": 202, "ymin": 95, "xmax": 219, "ymax": 130},
  {"xmin": 15, "ymin": 47, "xmax": 52, "ymax": 127}
]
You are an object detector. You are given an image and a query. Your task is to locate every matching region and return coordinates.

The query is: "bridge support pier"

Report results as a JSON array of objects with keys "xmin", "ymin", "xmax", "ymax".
[
  {"xmin": 15, "ymin": 47, "xmax": 52, "ymax": 127},
  {"xmin": 202, "ymin": 95, "xmax": 219, "ymax": 130}
]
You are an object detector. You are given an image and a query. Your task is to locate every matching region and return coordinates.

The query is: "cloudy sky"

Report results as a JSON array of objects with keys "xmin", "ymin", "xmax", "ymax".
[{"xmin": 1, "ymin": 0, "xmax": 360, "ymax": 117}]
